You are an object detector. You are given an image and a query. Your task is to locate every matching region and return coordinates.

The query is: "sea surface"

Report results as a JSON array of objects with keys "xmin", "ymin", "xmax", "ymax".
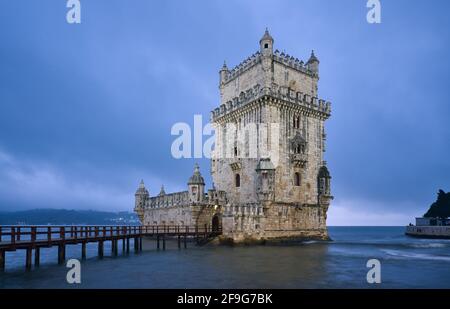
[{"xmin": 1, "ymin": 226, "xmax": 450, "ymax": 288}]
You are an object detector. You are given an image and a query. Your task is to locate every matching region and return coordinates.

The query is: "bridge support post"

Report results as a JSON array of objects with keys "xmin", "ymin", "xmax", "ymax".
[
  {"xmin": 81, "ymin": 242, "xmax": 86, "ymax": 260},
  {"xmin": 58, "ymin": 244, "xmax": 65, "ymax": 264},
  {"xmin": 0, "ymin": 250, "xmax": 5, "ymax": 271},
  {"xmin": 178, "ymin": 234, "xmax": 181, "ymax": 249},
  {"xmin": 112, "ymin": 239, "xmax": 117, "ymax": 256},
  {"xmin": 26, "ymin": 247, "xmax": 32, "ymax": 270},
  {"xmin": 157, "ymin": 235, "xmax": 160, "ymax": 250},
  {"xmin": 122, "ymin": 238, "xmax": 125, "ymax": 252},
  {"xmin": 126, "ymin": 238, "xmax": 130, "ymax": 253},
  {"xmin": 98, "ymin": 241, "xmax": 104, "ymax": 259},
  {"xmin": 162, "ymin": 234, "xmax": 166, "ymax": 250},
  {"xmin": 134, "ymin": 237, "xmax": 139, "ymax": 253},
  {"xmin": 139, "ymin": 237, "xmax": 143, "ymax": 251},
  {"xmin": 34, "ymin": 247, "xmax": 40, "ymax": 267}
]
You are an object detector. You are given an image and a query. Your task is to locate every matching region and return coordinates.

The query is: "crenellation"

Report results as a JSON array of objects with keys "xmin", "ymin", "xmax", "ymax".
[{"xmin": 212, "ymin": 84, "xmax": 331, "ymax": 122}]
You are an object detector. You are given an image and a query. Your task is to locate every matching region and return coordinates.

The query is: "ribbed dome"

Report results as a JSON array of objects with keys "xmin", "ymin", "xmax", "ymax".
[
  {"xmin": 159, "ymin": 185, "xmax": 166, "ymax": 196},
  {"xmin": 318, "ymin": 166, "xmax": 331, "ymax": 179},
  {"xmin": 188, "ymin": 163, "xmax": 205, "ymax": 185},
  {"xmin": 307, "ymin": 50, "xmax": 319, "ymax": 64},
  {"xmin": 260, "ymin": 28, "xmax": 274, "ymax": 43},
  {"xmin": 135, "ymin": 179, "xmax": 149, "ymax": 195}
]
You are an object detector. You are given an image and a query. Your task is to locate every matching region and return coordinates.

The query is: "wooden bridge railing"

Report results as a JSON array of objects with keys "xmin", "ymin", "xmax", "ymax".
[
  {"xmin": 0, "ymin": 225, "xmax": 221, "ymax": 244},
  {"xmin": 0, "ymin": 224, "xmax": 222, "ymax": 271}
]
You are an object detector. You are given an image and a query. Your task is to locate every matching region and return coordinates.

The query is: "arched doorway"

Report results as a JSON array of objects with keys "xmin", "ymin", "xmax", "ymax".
[{"xmin": 212, "ymin": 215, "xmax": 220, "ymax": 232}]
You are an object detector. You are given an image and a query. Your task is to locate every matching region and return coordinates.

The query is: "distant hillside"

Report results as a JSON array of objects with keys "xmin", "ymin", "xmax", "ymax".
[
  {"xmin": 424, "ymin": 190, "xmax": 450, "ymax": 219},
  {"xmin": 0, "ymin": 209, "xmax": 140, "ymax": 225}
]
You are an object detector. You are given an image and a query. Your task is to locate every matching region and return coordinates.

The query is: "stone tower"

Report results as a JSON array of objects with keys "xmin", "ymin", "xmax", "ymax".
[
  {"xmin": 211, "ymin": 29, "xmax": 333, "ymax": 242},
  {"xmin": 134, "ymin": 180, "xmax": 149, "ymax": 222}
]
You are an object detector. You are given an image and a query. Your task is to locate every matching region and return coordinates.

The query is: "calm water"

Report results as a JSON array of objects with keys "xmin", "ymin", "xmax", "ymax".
[{"xmin": 1, "ymin": 227, "xmax": 450, "ymax": 288}]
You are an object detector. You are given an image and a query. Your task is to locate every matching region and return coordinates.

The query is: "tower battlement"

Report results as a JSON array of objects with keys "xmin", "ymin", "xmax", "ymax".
[
  {"xmin": 218, "ymin": 30, "xmax": 324, "ymax": 108},
  {"xmin": 211, "ymin": 84, "xmax": 331, "ymax": 122},
  {"xmin": 221, "ymin": 49, "xmax": 317, "ymax": 87}
]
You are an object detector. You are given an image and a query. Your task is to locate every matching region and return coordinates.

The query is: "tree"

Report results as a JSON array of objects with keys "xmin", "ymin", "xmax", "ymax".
[{"xmin": 424, "ymin": 190, "xmax": 450, "ymax": 219}]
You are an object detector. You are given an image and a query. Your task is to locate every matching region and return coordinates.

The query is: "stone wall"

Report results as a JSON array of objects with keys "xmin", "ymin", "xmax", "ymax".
[{"xmin": 406, "ymin": 226, "xmax": 450, "ymax": 238}]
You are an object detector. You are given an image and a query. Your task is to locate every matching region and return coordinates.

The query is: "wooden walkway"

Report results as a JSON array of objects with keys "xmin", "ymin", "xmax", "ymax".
[{"xmin": 0, "ymin": 225, "xmax": 221, "ymax": 270}]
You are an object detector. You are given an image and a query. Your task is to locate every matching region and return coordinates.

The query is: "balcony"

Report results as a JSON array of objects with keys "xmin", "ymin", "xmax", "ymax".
[{"xmin": 290, "ymin": 153, "xmax": 307, "ymax": 167}]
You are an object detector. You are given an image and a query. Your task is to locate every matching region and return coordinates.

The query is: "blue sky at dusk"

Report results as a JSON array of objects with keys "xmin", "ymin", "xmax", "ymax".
[{"xmin": 0, "ymin": 0, "xmax": 449, "ymax": 225}]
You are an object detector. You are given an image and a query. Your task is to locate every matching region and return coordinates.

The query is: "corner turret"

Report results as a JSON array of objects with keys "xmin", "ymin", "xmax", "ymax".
[
  {"xmin": 159, "ymin": 185, "xmax": 166, "ymax": 196},
  {"xmin": 259, "ymin": 28, "xmax": 274, "ymax": 56},
  {"xmin": 188, "ymin": 163, "xmax": 205, "ymax": 202},
  {"xmin": 317, "ymin": 165, "xmax": 331, "ymax": 195},
  {"xmin": 219, "ymin": 61, "xmax": 229, "ymax": 86},
  {"xmin": 134, "ymin": 179, "xmax": 149, "ymax": 222},
  {"xmin": 306, "ymin": 50, "xmax": 319, "ymax": 75}
]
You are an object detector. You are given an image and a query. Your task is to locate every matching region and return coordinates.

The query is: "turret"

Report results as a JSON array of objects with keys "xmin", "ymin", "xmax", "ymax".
[
  {"xmin": 219, "ymin": 61, "xmax": 229, "ymax": 86},
  {"xmin": 306, "ymin": 50, "xmax": 319, "ymax": 75},
  {"xmin": 188, "ymin": 163, "xmax": 205, "ymax": 203},
  {"xmin": 259, "ymin": 28, "xmax": 274, "ymax": 56},
  {"xmin": 158, "ymin": 185, "xmax": 166, "ymax": 196},
  {"xmin": 260, "ymin": 28, "xmax": 274, "ymax": 89},
  {"xmin": 317, "ymin": 164, "xmax": 331, "ymax": 197},
  {"xmin": 134, "ymin": 179, "xmax": 149, "ymax": 222}
]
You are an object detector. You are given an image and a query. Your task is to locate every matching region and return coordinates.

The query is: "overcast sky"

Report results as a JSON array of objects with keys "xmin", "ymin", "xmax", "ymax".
[{"xmin": 0, "ymin": 0, "xmax": 449, "ymax": 225}]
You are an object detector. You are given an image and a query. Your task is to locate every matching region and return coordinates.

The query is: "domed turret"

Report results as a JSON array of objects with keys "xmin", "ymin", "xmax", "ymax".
[
  {"xmin": 188, "ymin": 163, "xmax": 205, "ymax": 185},
  {"xmin": 134, "ymin": 179, "xmax": 149, "ymax": 223},
  {"xmin": 188, "ymin": 163, "xmax": 205, "ymax": 202},
  {"xmin": 260, "ymin": 28, "xmax": 274, "ymax": 56},
  {"xmin": 135, "ymin": 179, "xmax": 149, "ymax": 196},
  {"xmin": 158, "ymin": 185, "xmax": 166, "ymax": 196},
  {"xmin": 307, "ymin": 50, "xmax": 320, "ymax": 75},
  {"xmin": 317, "ymin": 165, "xmax": 331, "ymax": 196},
  {"xmin": 219, "ymin": 61, "xmax": 229, "ymax": 86}
]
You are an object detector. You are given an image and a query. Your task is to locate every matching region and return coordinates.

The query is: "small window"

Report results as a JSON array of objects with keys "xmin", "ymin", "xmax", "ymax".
[
  {"xmin": 294, "ymin": 172, "xmax": 301, "ymax": 186},
  {"xmin": 293, "ymin": 116, "xmax": 300, "ymax": 129},
  {"xmin": 234, "ymin": 146, "xmax": 238, "ymax": 157},
  {"xmin": 235, "ymin": 174, "xmax": 241, "ymax": 187},
  {"xmin": 264, "ymin": 43, "xmax": 269, "ymax": 48}
]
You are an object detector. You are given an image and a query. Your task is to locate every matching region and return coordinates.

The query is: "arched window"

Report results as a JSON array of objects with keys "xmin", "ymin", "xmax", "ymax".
[
  {"xmin": 294, "ymin": 143, "xmax": 305, "ymax": 154},
  {"xmin": 235, "ymin": 174, "xmax": 241, "ymax": 187},
  {"xmin": 294, "ymin": 172, "xmax": 301, "ymax": 186},
  {"xmin": 293, "ymin": 116, "xmax": 300, "ymax": 129}
]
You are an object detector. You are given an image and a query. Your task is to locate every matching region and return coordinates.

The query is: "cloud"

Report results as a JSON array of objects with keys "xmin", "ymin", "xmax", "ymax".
[
  {"xmin": 0, "ymin": 148, "xmax": 163, "ymax": 212},
  {"xmin": 327, "ymin": 197, "xmax": 421, "ymax": 226}
]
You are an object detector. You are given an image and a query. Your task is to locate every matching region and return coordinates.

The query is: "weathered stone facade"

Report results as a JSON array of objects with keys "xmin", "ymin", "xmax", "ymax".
[{"xmin": 134, "ymin": 30, "xmax": 333, "ymax": 243}]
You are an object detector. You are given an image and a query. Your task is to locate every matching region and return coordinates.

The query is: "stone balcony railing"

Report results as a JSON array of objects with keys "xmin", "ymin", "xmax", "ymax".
[
  {"xmin": 290, "ymin": 153, "xmax": 308, "ymax": 167},
  {"xmin": 212, "ymin": 85, "xmax": 331, "ymax": 121},
  {"xmin": 223, "ymin": 204, "xmax": 265, "ymax": 217}
]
